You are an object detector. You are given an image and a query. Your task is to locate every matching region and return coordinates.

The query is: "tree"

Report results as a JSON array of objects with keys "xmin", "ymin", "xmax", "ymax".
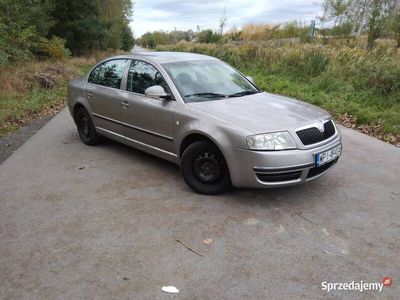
[
  {"xmin": 390, "ymin": 10, "xmax": 400, "ymax": 46},
  {"xmin": 0, "ymin": 0, "xmax": 135, "ymax": 63},
  {"xmin": 153, "ymin": 31, "xmax": 170, "ymax": 45},
  {"xmin": 121, "ymin": 23, "xmax": 135, "ymax": 51},
  {"xmin": 367, "ymin": 0, "xmax": 385, "ymax": 48},
  {"xmin": 323, "ymin": 0, "xmax": 352, "ymax": 26},
  {"xmin": 322, "ymin": 0, "xmax": 400, "ymax": 47},
  {"xmin": 197, "ymin": 30, "xmax": 222, "ymax": 43},
  {"xmin": 218, "ymin": 7, "xmax": 228, "ymax": 35},
  {"xmin": 98, "ymin": 0, "xmax": 135, "ymax": 50},
  {"xmin": 0, "ymin": 0, "xmax": 55, "ymax": 62},
  {"xmin": 49, "ymin": 0, "xmax": 106, "ymax": 54},
  {"xmin": 140, "ymin": 32, "xmax": 156, "ymax": 48},
  {"xmin": 0, "ymin": 0, "xmax": 55, "ymax": 37}
]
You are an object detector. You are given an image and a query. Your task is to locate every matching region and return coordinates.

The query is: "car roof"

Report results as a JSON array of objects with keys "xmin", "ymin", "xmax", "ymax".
[{"xmin": 109, "ymin": 51, "xmax": 218, "ymax": 64}]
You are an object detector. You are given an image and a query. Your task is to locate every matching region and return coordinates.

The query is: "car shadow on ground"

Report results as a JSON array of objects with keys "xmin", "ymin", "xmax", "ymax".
[
  {"xmin": 94, "ymin": 135, "xmax": 327, "ymax": 211},
  {"xmin": 85, "ymin": 136, "xmax": 335, "ymax": 238}
]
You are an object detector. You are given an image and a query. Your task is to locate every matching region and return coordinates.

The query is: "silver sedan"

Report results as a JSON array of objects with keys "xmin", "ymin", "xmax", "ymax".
[{"xmin": 67, "ymin": 52, "xmax": 342, "ymax": 194}]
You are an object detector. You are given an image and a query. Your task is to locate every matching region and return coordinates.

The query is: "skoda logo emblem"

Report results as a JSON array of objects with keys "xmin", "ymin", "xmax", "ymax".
[{"xmin": 317, "ymin": 121, "xmax": 325, "ymax": 132}]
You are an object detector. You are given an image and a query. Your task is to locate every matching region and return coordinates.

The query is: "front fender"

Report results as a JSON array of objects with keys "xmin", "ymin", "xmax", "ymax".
[{"xmin": 174, "ymin": 106, "xmax": 252, "ymax": 157}]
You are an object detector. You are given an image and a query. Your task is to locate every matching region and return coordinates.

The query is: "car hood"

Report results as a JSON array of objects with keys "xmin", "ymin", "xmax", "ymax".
[{"xmin": 187, "ymin": 92, "xmax": 330, "ymax": 133}]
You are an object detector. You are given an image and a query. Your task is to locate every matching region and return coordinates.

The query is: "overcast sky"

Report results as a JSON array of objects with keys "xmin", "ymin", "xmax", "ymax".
[{"xmin": 130, "ymin": 0, "xmax": 325, "ymax": 37}]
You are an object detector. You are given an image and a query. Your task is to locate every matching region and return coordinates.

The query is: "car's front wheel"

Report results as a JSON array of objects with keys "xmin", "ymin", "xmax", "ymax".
[
  {"xmin": 75, "ymin": 107, "xmax": 101, "ymax": 145},
  {"xmin": 181, "ymin": 141, "xmax": 231, "ymax": 195}
]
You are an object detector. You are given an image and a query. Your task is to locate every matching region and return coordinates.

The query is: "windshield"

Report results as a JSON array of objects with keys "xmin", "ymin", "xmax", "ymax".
[{"xmin": 162, "ymin": 60, "xmax": 260, "ymax": 102}]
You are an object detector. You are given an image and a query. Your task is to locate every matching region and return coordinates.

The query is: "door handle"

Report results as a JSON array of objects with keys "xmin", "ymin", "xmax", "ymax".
[
  {"xmin": 87, "ymin": 92, "xmax": 93, "ymax": 98},
  {"xmin": 121, "ymin": 101, "xmax": 130, "ymax": 108}
]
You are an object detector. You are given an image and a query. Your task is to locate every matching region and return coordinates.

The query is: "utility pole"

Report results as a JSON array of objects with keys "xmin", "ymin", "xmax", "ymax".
[{"xmin": 310, "ymin": 20, "xmax": 316, "ymax": 37}]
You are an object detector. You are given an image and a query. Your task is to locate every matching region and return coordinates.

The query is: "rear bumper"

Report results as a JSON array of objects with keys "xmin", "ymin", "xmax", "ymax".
[{"xmin": 223, "ymin": 134, "xmax": 342, "ymax": 188}]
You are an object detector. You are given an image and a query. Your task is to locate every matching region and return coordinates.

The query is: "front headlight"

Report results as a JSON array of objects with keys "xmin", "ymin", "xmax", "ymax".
[{"xmin": 246, "ymin": 132, "xmax": 297, "ymax": 150}]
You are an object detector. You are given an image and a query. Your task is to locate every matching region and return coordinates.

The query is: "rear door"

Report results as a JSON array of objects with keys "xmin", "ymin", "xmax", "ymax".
[
  {"xmin": 85, "ymin": 59, "xmax": 129, "ymax": 134},
  {"xmin": 120, "ymin": 59, "xmax": 176, "ymax": 155}
]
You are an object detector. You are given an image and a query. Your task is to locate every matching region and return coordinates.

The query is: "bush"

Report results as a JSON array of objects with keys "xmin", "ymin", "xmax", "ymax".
[
  {"xmin": 37, "ymin": 37, "xmax": 71, "ymax": 61},
  {"xmin": 0, "ymin": 22, "xmax": 37, "ymax": 65},
  {"xmin": 197, "ymin": 30, "xmax": 222, "ymax": 43},
  {"xmin": 302, "ymin": 50, "xmax": 328, "ymax": 76}
]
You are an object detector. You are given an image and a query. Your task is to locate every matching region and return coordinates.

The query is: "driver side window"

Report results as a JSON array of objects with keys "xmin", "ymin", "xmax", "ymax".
[{"xmin": 127, "ymin": 60, "xmax": 169, "ymax": 94}]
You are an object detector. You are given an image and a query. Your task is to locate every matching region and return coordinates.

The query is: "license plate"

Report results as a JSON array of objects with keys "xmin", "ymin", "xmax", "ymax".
[{"xmin": 315, "ymin": 144, "xmax": 342, "ymax": 167}]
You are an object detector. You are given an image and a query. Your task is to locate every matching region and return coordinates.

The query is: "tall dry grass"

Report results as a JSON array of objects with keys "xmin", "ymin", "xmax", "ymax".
[
  {"xmin": 157, "ymin": 41, "xmax": 400, "ymax": 97},
  {"xmin": 240, "ymin": 23, "xmax": 280, "ymax": 41},
  {"xmin": 0, "ymin": 50, "xmax": 124, "ymax": 136},
  {"xmin": 230, "ymin": 21, "xmax": 310, "ymax": 42}
]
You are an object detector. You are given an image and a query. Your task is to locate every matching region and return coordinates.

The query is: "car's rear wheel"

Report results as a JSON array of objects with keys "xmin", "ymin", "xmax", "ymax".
[
  {"xmin": 181, "ymin": 141, "xmax": 231, "ymax": 195},
  {"xmin": 75, "ymin": 107, "xmax": 101, "ymax": 145}
]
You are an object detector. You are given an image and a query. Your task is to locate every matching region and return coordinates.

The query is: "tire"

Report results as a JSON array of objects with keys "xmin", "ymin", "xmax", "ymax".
[
  {"xmin": 75, "ymin": 107, "xmax": 101, "ymax": 145},
  {"xmin": 181, "ymin": 141, "xmax": 231, "ymax": 195}
]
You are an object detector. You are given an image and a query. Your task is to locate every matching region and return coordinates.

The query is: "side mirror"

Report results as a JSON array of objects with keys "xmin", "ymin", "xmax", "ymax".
[
  {"xmin": 144, "ymin": 85, "xmax": 171, "ymax": 100},
  {"xmin": 246, "ymin": 76, "xmax": 255, "ymax": 84}
]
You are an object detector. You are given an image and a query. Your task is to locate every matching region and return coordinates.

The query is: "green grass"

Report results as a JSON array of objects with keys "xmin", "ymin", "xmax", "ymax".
[
  {"xmin": 0, "ymin": 50, "xmax": 127, "ymax": 137},
  {"xmin": 157, "ymin": 42, "xmax": 400, "ymax": 140},
  {"xmin": 0, "ymin": 60, "xmax": 92, "ymax": 137},
  {"xmin": 0, "ymin": 85, "xmax": 65, "ymax": 136},
  {"xmin": 3, "ymin": 44, "xmax": 398, "ymax": 144},
  {"xmin": 246, "ymin": 70, "xmax": 400, "ymax": 134}
]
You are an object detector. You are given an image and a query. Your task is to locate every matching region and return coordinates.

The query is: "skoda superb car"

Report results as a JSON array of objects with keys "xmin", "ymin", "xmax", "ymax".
[{"xmin": 67, "ymin": 52, "xmax": 342, "ymax": 194}]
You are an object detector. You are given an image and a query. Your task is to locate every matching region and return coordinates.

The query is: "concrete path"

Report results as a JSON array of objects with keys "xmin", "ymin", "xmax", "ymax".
[
  {"xmin": 1, "ymin": 109, "xmax": 399, "ymax": 299},
  {"xmin": 131, "ymin": 45, "xmax": 148, "ymax": 53}
]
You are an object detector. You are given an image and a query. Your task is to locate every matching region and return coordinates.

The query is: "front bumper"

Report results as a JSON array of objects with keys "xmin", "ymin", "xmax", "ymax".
[{"xmin": 223, "ymin": 134, "xmax": 342, "ymax": 188}]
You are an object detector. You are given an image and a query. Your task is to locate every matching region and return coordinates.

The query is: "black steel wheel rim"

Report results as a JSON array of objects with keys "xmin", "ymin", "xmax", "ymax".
[
  {"xmin": 193, "ymin": 152, "xmax": 224, "ymax": 184},
  {"xmin": 80, "ymin": 115, "xmax": 90, "ymax": 137}
]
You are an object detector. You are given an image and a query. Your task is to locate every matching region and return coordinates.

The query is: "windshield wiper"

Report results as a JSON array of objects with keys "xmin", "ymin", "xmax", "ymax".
[
  {"xmin": 228, "ymin": 90, "xmax": 261, "ymax": 98},
  {"xmin": 184, "ymin": 92, "xmax": 227, "ymax": 99}
]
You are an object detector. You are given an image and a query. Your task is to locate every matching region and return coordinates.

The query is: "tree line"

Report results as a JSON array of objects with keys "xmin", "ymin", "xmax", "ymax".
[
  {"xmin": 321, "ymin": 0, "xmax": 400, "ymax": 47},
  {"xmin": 136, "ymin": 23, "xmax": 319, "ymax": 49},
  {"xmin": 136, "ymin": 29, "xmax": 224, "ymax": 48},
  {"xmin": 137, "ymin": 0, "xmax": 400, "ymax": 49},
  {"xmin": 0, "ymin": 0, "xmax": 135, "ymax": 64}
]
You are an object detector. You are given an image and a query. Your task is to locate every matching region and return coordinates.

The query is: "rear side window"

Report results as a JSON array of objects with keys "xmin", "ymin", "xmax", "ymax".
[
  {"xmin": 127, "ymin": 60, "xmax": 169, "ymax": 94},
  {"xmin": 88, "ymin": 59, "xmax": 128, "ymax": 89}
]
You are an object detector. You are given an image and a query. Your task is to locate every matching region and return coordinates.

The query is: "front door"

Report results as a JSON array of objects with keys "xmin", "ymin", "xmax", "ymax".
[{"xmin": 120, "ymin": 60, "xmax": 176, "ymax": 155}]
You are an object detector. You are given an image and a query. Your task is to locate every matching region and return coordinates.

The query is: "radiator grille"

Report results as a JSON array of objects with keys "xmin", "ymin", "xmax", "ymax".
[{"xmin": 296, "ymin": 120, "xmax": 335, "ymax": 146}]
